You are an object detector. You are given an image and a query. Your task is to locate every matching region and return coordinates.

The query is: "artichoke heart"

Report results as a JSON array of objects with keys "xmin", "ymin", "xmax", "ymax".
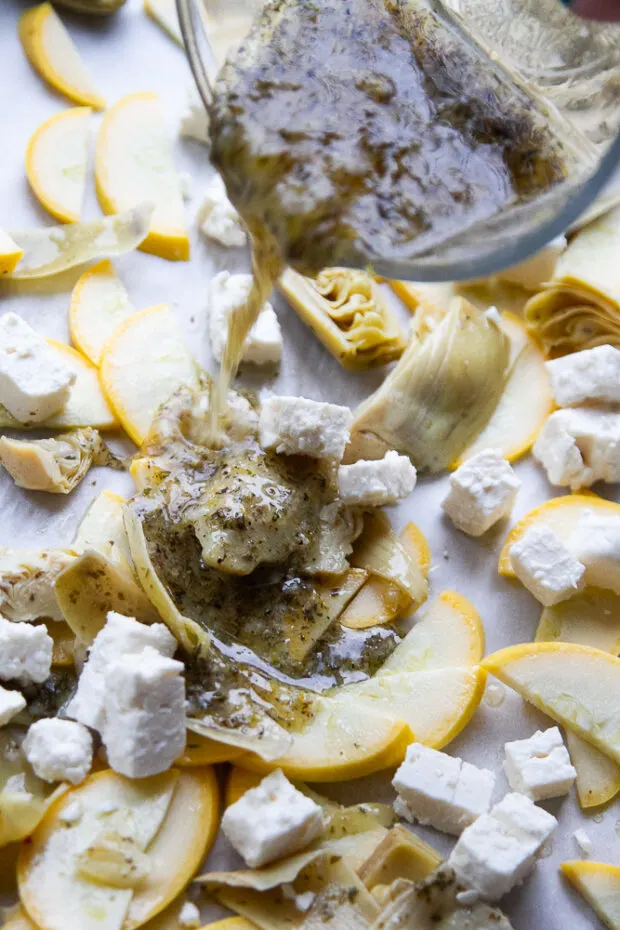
[
  {"xmin": 280, "ymin": 267, "xmax": 406, "ymax": 369},
  {"xmin": 0, "ymin": 548, "xmax": 74, "ymax": 622},
  {"xmin": 0, "ymin": 428, "xmax": 120, "ymax": 495},
  {"xmin": 525, "ymin": 205, "xmax": 620, "ymax": 356},
  {"xmin": 348, "ymin": 298, "xmax": 509, "ymax": 472}
]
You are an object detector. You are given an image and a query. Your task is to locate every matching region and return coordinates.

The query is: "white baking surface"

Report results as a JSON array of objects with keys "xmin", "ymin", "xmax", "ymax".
[{"xmin": 0, "ymin": 2, "xmax": 618, "ymax": 927}]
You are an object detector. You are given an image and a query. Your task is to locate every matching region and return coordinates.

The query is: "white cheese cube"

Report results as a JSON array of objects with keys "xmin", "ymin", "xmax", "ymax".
[
  {"xmin": 0, "ymin": 313, "xmax": 75, "ymax": 424},
  {"xmin": 66, "ymin": 611, "xmax": 177, "ymax": 732},
  {"xmin": 260, "ymin": 395, "xmax": 353, "ymax": 460},
  {"xmin": 509, "ymin": 524, "xmax": 585, "ymax": 606},
  {"xmin": 503, "ymin": 727, "xmax": 576, "ymax": 801},
  {"xmin": 179, "ymin": 902, "xmax": 201, "ymax": 928},
  {"xmin": 208, "ymin": 271, "xmax": 282, "ymax": 366},
  {"xmin": 0, "ymin": 616, "xmax": 52, "ymax": 685},
  {"xmin": 0, "ymin": 684, "xmax": 26, "ymax": 726},
  {"xmin": 568, "ymin": 512, "xmax": 620, "ymax": 595},
  {"xmin": 448, "ymin": 793, "xmax": 557, "ymax": 901},
  {"xmin": 546, "ymin": 345, "xmax": 620, "ymax": 408},
  {"xmin": 23, "ymin": 718, "xmax": 93, "ymax": 785},
  {"xmin": 533, "ymin": 408, "xmax": 620, "ymax": 489},
  {"xmin": 442, "ymin": 449, "xmax": 520, "ymax": 537},
  {"xmin": 103, "ymin": 647, "xmax": 186, "ymax": 779},
  {"xmin": 221, "ymin": 769, "xmax": 324, "ymax": 868},
  {"xmin": 198, "ymin": 175, "xmax": 247, "ymax": 248},
  {"xmin": 573, "ymin": 828, "xmax": 593, "ymax": 856},
  {"xmin": 392, "ymin": 743, "xmax": 495, "ymax": 836},
  {"xmin": 179, "ymin": 90, "xmax": 210, "ymax": 144},
  {"xmin": 337, "ymin": 451, "xmax": 416, "ymax": 506}
]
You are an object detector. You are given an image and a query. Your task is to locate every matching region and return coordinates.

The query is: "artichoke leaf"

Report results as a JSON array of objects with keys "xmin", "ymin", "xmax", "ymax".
[
  {"xmin": 349, "ymin": 299, "xmax": 509, "ymax": 473},
  {"xmin": 350, "ymin": 512, "xmax": 427, "ymax": 608},
  {"xmin": 0, "ymin": 548, "xmax": 74, "ymax": 623}
]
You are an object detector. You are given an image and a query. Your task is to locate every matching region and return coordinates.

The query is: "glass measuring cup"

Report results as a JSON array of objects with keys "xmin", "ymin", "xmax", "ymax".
[{"xmin": 177, "ymin": 0, "xmax": 620, "ymax": 282}]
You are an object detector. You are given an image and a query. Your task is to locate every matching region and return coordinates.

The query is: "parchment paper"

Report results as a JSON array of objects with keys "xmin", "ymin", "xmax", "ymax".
[{"xmin": 0, "ymin": 2, "xmax": 617, "ymax": 926}]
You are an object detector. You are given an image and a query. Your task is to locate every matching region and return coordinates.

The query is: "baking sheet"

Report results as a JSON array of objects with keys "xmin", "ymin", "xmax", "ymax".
[{"xmin": 0, "ymin": 1, "xmax": 618, "ymax": 926}]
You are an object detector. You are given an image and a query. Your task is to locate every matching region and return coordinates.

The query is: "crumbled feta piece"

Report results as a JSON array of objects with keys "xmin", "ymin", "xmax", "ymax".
[
  {"xmin": 567, "ymin": 512, "xmax": 620, "ymax": 595},
  {"xmin": 0, "ymin": 313, "xmax": 75, "ymax": 424},
  {"xmin": 179, "ymin": 172, "xmax": 192, "ymax": 202},
  {"xmin": 442, "ymin": 449, "xmax": 520, "ymax": 537},
  {"xmin": 282, "ymin": 884, "xmax": 316, "ymax": 912},
  {"xmin": 484, "ymin": 306, "xmax": 502, "ymax": 327},
  {"xmin": 533, "ymin": 408, "xmax": 620, "ymax": 489},
  {"xmin": 59, "ymin": 799, "xmax": 83, "ymax": 825},
  {"xmin": 208, "ymin": 271, "xmax": 282, "ymax": 366},
  {"xmin": 573, "ymin": 828, "xmax": 593, "ymax": 856},
  {"xmin": 337, "ymin": 451, "xmax": 416, "ymax": 506},
  {"xmin": 66, "ymin": 611, "xmax": 177, "ymax": 732},
  {"xmin": 0, "ymin": 616, "xmax": 52, "ymax": 685},
  {"xmin": 23, "ymin": 718, "xmax": 93, "ymax": 785},
  {"xmin": 456, "ymin": 889, "xmax": 480, "ymax": 906},
  {"xmin": 179, "ymin": 90, "xmax": 210, "ymax": 144},
  {"xmin": 260, "ymin": 396, "xmax": 353, "ymax": 460},
  {"xmin": 222, "ymin": 769, "xmax": 324, "ymax": 868},
  {"xmin": 103, "ymin": 647, "xmax": 186, "ymax": 779},
  {"xmin": 448, "ymin": 793, "xmax": 557, "ymax": 901},
  {"xmin": 392, "ymin": 743, "xmax": 495, "ymax": 836},
  {"xmin": 509, "ymin": 524, "xmax": 585, "ymax": 606},
  {"xmin": 503, "ymin": 727, "xmax": 576, "ymax": 801},
  {"xmin": 198, "ymin": 175, "xmax": 247, "ymax": 248},
  {"xmin": 0, "ymin": 685, "xmax": 26, "ymax": 726},
  {"xmin": 179, "ymin": 901, "xmax": 201, "ymax": 927},
  {"xmin": 546, "ymin": 345, "xmax": 620, "ymax": 408}
]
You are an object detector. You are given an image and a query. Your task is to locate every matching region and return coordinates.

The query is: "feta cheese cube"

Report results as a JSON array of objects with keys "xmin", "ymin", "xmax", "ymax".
[
  {"xmin": 442, "ymin": 449, "xmax": 520, "ymax": 537},
  {"xmin": 208, "ymin": 271, "xmax": 282, "ymax": 366},
  {"xmin": 503, "ymin": 727, "xmax": 576, "ymax": 801},
  {"xmin": 392, "ymin": 744, "xmax": 496, "ymax": 836},
  {"xmin": 221, "ymin": 769, "xmax": 324, "ymax": 868},
  {"xmin": 533, "ymin": 408, "xmax": 620, "ymax": 489},
  {"xmin": 448, "ymin": 793, "xmax": 557, "ymax": 901},
  {"xmin": 568, "ymin": 512, "xmax": 620, "ymax": 595},
  {"xmin": 0, "ymin": 616, "xmax": 52, "ymax": 685},
  {"xmin": 573, "ymin": 828, "xmax": 593, "ymax": 856},
  {"xmin": 0, "ymin": 684, "xmax": 26, "ymax": 726},
  {"xmin": 179, "ymin": 902, "xmax": 201, "ymax": 928},
  {"xmin": 103, "ymin": 647, "xmax": 186, "ymax": 779},
  {"xmin": 546, "ymin": 345, "xmax": 620, "ymax": 408},
  {"xmin": 509, "ymin": 524, "xmax": 585, "ymax": 606},
  {"xmin": 66, "ymin": 611, "xmax": 177, "ymax": 732},
  {"xmin": 0, "ymin": 313, "xmax": 75, "ymax": 424},
  {"xmin": 179, "ymin": 90, "xmax": 210, "ymax": 144},
  {"xmin": 198, "ymin": 175, "xmax": 247, "ymax": 248},
  {"xmin": 337, "ymin": 451, "xmax": 416, "ymax": 506},
  {"xmin": 260, "ymin": 396, "xmax": 353, "ymax": 460},
  {"xmin": 23, "ymin": 718, "xmax": 93, "ymax": 785}
]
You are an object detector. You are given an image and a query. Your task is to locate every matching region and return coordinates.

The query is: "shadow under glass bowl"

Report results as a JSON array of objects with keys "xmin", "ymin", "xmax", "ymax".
[{"xmin": 177, "ymin": 0, "xmax": 620, "ymax": 282}]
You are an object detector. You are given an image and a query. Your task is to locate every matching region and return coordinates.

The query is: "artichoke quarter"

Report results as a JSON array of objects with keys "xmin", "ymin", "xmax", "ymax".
[
  {"xmin": 52, "ymin": 0, "xmax": 126, "ymax": 13},
  {"xmin": 348, "ymin": 298, "xmax": 509, "ymax": 473}
]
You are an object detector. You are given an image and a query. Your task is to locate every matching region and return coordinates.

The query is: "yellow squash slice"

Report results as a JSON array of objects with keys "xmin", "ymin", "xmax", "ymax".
[
  {"xmin": 18, "ymin": 768, "xmax": 219, "ymax": 930},
  {"xmin": 95, "ymin": 93, "xmax": 189, "ymax": 261},
  {"xmin": 0, "ymin": 341, "xmax": 117, "ymax": 431},
  {"xmin": 0, "ymin": 231, "xmax": 24, "ymax": 276},
  {"xmin": 562, "ymin": 861, "xmax": 620, "ymax": 930},
  {"xmin": 144, "ymin": 0, "xmax": 183, "ymax": 46},
  {"xmin": 455, "ymin": 313, "xmax": 553, "ymax": 465},
  {"xmin": 26, "ymin": 108, "xmax": 91, "ymax": 223},
  {"xmin": 177, "ymin": 733, "xmax": 244, "ymax": 768},
  {"xmin": 565, "ymin": 730, "xmax": 620, "ymax": 810},
  {"xmin": 19, "ymin": 3, "xmax": 105, "ymax": 109},
  {"xmin": 498, "ymin": 494, "xmax": 620, "ymax": 577},
  {"xmin": 7, "ymin": 204, "xmax": 153, "ymax": 280},
  {"xmin": 536, "ymin": 588, "xmax": 620, "ymax": 808},
  {"xmin": 279, "ymin": 267, "xmax": 406, "ymax": 370},
  {"xmin": 69, "ymin": 260, "xmax": 136, "ymax": 365},
  {"xmin": 482, "ymin": 643, "xmax": 620, "ymax": 764},
  {"xmin": 100, "ymin": 305, "xmax": 200, "ymax": 444}
]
